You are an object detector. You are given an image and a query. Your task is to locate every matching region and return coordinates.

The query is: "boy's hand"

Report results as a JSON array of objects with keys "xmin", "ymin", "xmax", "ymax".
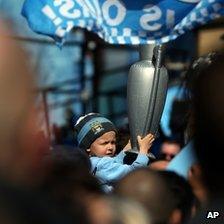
[
  {"xmin": 137, "ymin": 133, "xmax": 155, "ymax": 155},
  {"xmin": 123, "ymin": 139, "xmax": 131, "ymax": 151}
]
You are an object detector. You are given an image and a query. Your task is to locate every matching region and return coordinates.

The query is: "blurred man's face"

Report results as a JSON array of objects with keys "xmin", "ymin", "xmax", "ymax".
[{"xmin": 160, "ymin": 142, "xmax": 180, "ymax": 161}]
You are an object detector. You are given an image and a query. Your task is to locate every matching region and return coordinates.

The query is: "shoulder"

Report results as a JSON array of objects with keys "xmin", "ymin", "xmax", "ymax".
[
  {"xmin": 90, "ymin": 156, "xmax": 116, "ymax": 168},
  {"xmin": 90, "ymin": 156, "xmax": 114, "ymax": 165}
]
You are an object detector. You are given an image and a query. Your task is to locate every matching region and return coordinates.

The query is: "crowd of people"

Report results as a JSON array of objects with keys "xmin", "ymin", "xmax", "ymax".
[{"xmin": 0, "ymin": 20, "xmax": 224, "ymax": 224}]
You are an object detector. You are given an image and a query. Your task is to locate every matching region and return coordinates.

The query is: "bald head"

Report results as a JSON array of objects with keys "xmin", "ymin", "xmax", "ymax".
[
  {"xmin": 0, "ymin": 23, "xmax": 34, "ymax": 143},
  {"xmin": 114, "ymin": 168, "xmax": 175, "ymax": 224},
  {"xmin": 0, "ymin": 22, "xmax": 45, "ymax": 185}
]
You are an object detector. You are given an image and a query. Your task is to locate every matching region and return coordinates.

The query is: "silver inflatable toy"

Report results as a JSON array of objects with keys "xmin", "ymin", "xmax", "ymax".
[{"xmin": 127, "ymin": 44, "xmax": 168, "ymax": 158}]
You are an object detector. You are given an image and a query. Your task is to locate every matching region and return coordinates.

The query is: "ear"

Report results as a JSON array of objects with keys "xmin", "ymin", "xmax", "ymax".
[
  {"xmin": 86, "ymin": 148, "xmax": 91, "ymax": 156},
  {"xmin": 168, "ymin": 209, "xmax": 182, "ymax": 224}
]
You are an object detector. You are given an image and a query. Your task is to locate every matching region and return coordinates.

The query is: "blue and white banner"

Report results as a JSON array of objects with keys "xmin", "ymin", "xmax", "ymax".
[{"xmin": 22, "ymin": 0, "xmax": 224, "ymax": 45}]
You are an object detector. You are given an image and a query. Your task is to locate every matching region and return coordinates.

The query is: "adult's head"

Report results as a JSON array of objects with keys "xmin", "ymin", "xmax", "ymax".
[
  {"xmin": 41, "ymin": 147, "xmax": 103, "ymax": 222},
  {"xmin": 149, "ymin": 160, "xmax": 169, "ymax": 170},
  {"xmin": 114, "ymin": 168, "xmax": 176, "ymax": 224},
  {"xmin": 87, "ymin": 196, "xmax": 151, "ymax": 224},
  {"xmin": 158, "ymin": 171, "xmax": 195, "ymax": 224},
  {"xmin": 0, "ymin": 24, "xmax": 33, "ymax": 145},
  {"xmin": 190, "ymin": 52, "xmax": 224, "ymax": 197},
  {"xmin": 0, "ymin": 22, "xmax": 47, "ymax": 185},
  {"xmin": 159, "ymin": 139, "xmax": 181, "ymax": 161},
  {"xmin": 184, "ymin": 52, "xmax": 217, "ymax": 140},
  {"xmin": 42, "ymin": 147, "xmax": 102, "ymax": 198}
]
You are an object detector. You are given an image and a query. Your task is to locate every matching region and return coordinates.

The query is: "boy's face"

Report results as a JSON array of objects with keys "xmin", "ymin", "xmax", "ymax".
[{"xmin": 88, "ymin": 131, "xmax": 116, "ymax": 157}]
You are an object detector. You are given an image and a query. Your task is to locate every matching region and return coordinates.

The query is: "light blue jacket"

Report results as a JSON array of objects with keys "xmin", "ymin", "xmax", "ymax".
[{"xmin": 90, "ymin": 151, "xmax": 149, "ymax": 192}]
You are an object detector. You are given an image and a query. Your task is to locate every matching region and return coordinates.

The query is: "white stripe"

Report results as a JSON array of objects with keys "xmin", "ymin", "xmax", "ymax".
[
  {"xmin": 123, "ymin": 28, "xmax": 131, "ymax": 36},
  {"xmin": 111, "ymin": 28, "xmax": 118, "ymax": 36},
  {"xmin": 117, "ymin": 36, "xmax": 125, "ymax": 44},
  {"xmin": 130, "ymin": 36, "xmax": 140, "ymax": 44}
]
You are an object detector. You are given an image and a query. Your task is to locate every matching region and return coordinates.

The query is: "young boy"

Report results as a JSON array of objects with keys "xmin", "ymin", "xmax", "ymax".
[{"xmin": 74, "ymin": 113, "xmax": 154, "ymax": 192}]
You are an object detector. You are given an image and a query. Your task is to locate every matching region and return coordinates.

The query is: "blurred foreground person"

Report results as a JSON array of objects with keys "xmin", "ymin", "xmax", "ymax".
[
  {"xmin": 41, "ymin": 147, "xmax": 103, "ymax": 224},
  {"xmin": 0, "ymin": 21, "xmax": 48, "ymax": 187},
  {"xmin": 149, "ymin": 159, "xmax": 169, "ymax": 170},
  {"xmin": 187, "ymin": 163, "xmax": 208, "ymax": 208},
  {"xmin": 114, "ymin": 168, "xmax": 192, "ymax": 224},
  {"xmin": 158, "ymin": 171, "xmax": 195, "ymax": 224},
  {"xmin": 188, "ymin": 52, "xmax": 224, "ymax": 223},
  {"xmin": 0, "ymin": 21, "xmax": 78, "ymax": 224},
  {"xmin": 88, "ymin": 195, "xmax": 151, "ymax": 224},
  {"xmin": 115, "ymin": 168, "xmax": 195, "ymax": 224},
  {"xmin": 41, "ymin": 148, "xmax": 151, "ymax": 224}
]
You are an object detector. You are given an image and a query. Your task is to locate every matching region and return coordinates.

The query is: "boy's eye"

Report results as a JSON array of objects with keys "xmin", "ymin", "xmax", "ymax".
[{"xmin": 100, "ymin": 141, "xmax": 116, "ymax": 145}]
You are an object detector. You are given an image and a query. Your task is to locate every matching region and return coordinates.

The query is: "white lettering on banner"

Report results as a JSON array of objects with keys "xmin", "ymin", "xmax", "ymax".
[
  {"xmin": 55, "ymin": 26, "xmax": 66, "ymax": 37},
  {"xmin": 42, "ymin": 4, "xmax": 75, "ymax": 38},
  {"xmin": 102, "ymin": 0, "xmax": 126, "ymax": 26},
  {"xmin": 55, "ymin": 20, "xmax": 74, "ymax": 37},
  {"xmin": 58, "ymin": 0, "xmax": 81, "ymax": 19},
  {"xmin": 53, "ymin": 0, "xmax": 64, "ymax": 7},
  {"xmin": 36, "ymin": 0, "xmax": 224, "ymax": 44},
  {"xmin": 76, "ymin": 0, "xmax": 91, "ymax": 17},
  {"xmin": 42, "ymin": 5, "xmax": 62, "ymax": 26},
  {"xmin": 42, "ymin": 1, "xmax": 216, "ymax": 40},
  {"xmin": 140, "ymin": 5, "xmax": 162, "ymax": 31},
  {"xmin": 92, "ymin": 0, "xmax": 103, "ymax": 24}
]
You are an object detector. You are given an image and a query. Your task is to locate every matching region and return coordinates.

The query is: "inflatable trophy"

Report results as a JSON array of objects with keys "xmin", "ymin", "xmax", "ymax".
[{"xmin": 127, "ymin": 44, "xmax": 168, "ymax": 157}]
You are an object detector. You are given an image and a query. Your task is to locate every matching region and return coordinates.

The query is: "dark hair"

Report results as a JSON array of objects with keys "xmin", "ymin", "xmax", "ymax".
[
  {"xmin": 183, "ymin": 52, "xmax": 218, "ymax": 138},
  {"xmin": 162, "ymin": 137, "xmax": 182, "ymax": 146},
  {"xmin": 158, "ymin": 171, "xmax": 195, "ymax": 223},
  {"xmin": 114, "ymin": 168, "xmax": 176, "ymax": 224},
  {"xmin": 41, "ymin": 147, "xmax": 103, "ymax": 204},
  {"xmin": 46, "ymin": 146, "xmax": 92, "ymax": 171},
  {"xmin": 185, "ymin": 52, "xmax": 218, "ymax": 101},
  {"xmin": 192, "ymin": 52, "xmax": 224, "ymax": 197}
]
